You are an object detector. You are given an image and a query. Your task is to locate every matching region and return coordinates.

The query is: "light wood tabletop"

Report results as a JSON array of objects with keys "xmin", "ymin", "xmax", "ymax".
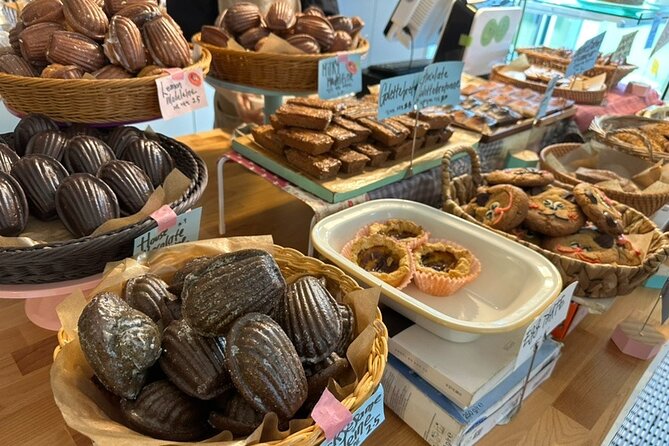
[{"xmin": 0, "ymin": 129, "xmax": 662, "ymax": 446}]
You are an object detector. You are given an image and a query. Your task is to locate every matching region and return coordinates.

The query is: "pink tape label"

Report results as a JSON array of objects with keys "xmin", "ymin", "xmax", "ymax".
[
  {"xmin": 311, "ymin": 389, "xmax": 352, "ymax": 440},
  {"xmin": 151, "ymin": 205, "xmax": 178, "ymax": 233}
]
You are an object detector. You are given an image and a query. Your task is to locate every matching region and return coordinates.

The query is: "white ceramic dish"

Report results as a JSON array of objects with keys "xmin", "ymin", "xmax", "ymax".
[{"xmin": 311, "ymin": 199, "xmax": 562, "ymax": 342}]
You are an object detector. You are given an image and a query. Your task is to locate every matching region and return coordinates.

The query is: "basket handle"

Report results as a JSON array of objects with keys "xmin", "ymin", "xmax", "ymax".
[
  {"xmin": 442, "ymin": 145, "xmax": 483, "ymax": 201},
  {"xmin": 605, "ymin": 128, "xmax": 655, "ymax": 162}
]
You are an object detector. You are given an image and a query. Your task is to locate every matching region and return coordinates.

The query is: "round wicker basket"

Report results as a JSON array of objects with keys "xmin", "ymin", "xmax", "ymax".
[
  {"xmin": 193, "ymin": 34, "xmax": 369, "ymax": 92},
  {"xmin": 0, "ymin": 48, "xmax": 212, "ymax": 124},
  {"xmin": 590, "ymin": 115, "xmax": 669, "ymax": 162},
  {"xmin": 53, "ymin": 244, "xmax": 389, "ymax": 446}
]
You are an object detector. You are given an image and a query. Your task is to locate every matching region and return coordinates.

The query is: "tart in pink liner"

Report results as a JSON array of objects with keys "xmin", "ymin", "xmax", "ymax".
[
  {"xmin": 412, "ymin": 240, "xmax": 481, "ymax": 296},
  {"xmin": 360, "ymin": 219, "xmax": 429, "ymax": 250},
  {"xmin": 341, "ymin": 234, "xmax": 414, "ymax": 289}
]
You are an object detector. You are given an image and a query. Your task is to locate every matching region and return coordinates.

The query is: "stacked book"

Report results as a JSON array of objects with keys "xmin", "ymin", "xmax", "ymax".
[{"xmin": 382, "ymin": 311, "xmax": 562, "ymax": 446}]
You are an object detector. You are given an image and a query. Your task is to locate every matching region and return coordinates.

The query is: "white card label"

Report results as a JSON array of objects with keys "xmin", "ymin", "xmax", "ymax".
[
  {"xmin": 565, "ymin": 33, "xmax": 606, "ymax": 78},
  {"xmin": 133, "ymin": 207, "xmax": 202, "ymax": 256},
  {"xmin": 155, "ymin": 68, "xmax": 207, "ymax": 120}
]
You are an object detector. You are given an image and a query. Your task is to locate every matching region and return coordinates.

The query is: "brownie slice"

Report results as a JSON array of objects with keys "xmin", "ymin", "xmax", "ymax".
[
  {"xmin": 331, "ymin": 148, "xmax": 369, "ymax": 174},
  {"xmin": 332, "ymin": 117, "xmax": 371, "ymax": 143},
  {"xmin": 275, "ymin": 104, "xmax": 333, "ymax": 130},
  {"xmin": 251, "ymin": 125, "xmax": 284, "ymax": 155},
  {"xmin": 410, "ymin": 107, "xmax": 451, "ymax": 130},
  {"xmin": 358, "ymin": 118, "xmax": 410, "ymax": 147},
  {"xmin": 341, "ymin": 102, "xmax": 377, "ymax": 120},
  {"xmin": 277, "ymin": 128, "xmax": 334, "ymax": 155},
  {"xmin": 389, "ymin": 115, "xmax": 430, "ymax": 138},
  {"xmin": 270, "ymin": 114, "xmax": 285, "ymax": 130},
  {"xmin": 353, "ymin": 143, "xmax": 390, "ymax": 167},
  {"xmin": 284, "ymin": 148, "xmax": 341, "ymax": 180},
  {"xmin": 324, "ymin": 125, "xmax": 358, "ymax": 150},
  {"xmin": 287, "ymin": 97, "xmax": 347, "ymax": 114},
  {"xmin": 385, "ymin": 137, "xmax": 424, "ymax": 160}
]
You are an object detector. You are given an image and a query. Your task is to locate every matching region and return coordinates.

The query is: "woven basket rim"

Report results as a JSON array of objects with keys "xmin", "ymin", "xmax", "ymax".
[
  {"xmin": 491, "ymin": 65, "xmax": 607, "ymax": 93},
  {"xmin": 516, "ymin": 47, "xmax": 637, "ymax": 70}
]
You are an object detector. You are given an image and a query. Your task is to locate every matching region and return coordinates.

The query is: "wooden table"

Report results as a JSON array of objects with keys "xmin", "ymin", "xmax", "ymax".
[{"xmin": 0, "ymin": 129, "xmax": 663, "ymax": 446}]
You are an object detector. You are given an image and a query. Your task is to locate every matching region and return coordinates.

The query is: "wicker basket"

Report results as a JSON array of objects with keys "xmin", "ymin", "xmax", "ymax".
[
  {"xmin": 53, "ymin": 244, "xmax": 389, "ymax": 446},
  {"xmin": 490, "ymin": 66, "xmax": 606, "ymax": 105},
  {"xmin": 442, "ymin": 145, "xmax": 669, "ymax": 298},
  {"xmin": 516, "ymin": 47, "xmax": 637, "ymax": 90},
  {"xmin": 0, "ymin": 48, "xmax": 211, "ymax": 124},
  {"xmin": 539, "ymin": 142, "xmax": 669, "ymax": 216},
  {"xmin": 193, "ymin": 33, "xmax": 369, "ymax": 92},
  {"xmin": 0, "ymin": 133, "xmax": 208, "ymax": 285},
  {"xmin": 590, "ymin": 115, "xmax": 669, "ymax": 162}
]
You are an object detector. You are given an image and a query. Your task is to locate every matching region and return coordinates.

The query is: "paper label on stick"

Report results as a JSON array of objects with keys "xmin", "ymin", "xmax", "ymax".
[
  {"xmin": 377, "ymin": 72, "xmax": 422, "ymax": 120},
  {"xmin": 133, "ymin": 207, "xmax": 202, "ymax": 256},
  {"xmin": 652, "ymin": 23, "xmax": 669, "ymax": 56},
  {"xmin": 611, "ymin": 31, "xmax": 637, "ymax": 64},
  {"xmin": 565, "ymin": 33, "xmax": 606, "ymax": 78},
  {"xmin": 536, "ymin": 75, "xmax": 559, "ymax": 120},
  {"xmin": 155, "ymin": 68, "xmax": 207, "ymax": 120},
  {"xmin": 515, "ymin": 282, "xmax": 577, "ymax": 369},
  {"xmin": 321, "ymin": 385, "xmax": 385, "ymax": 446},
  {"xmin": 415, "ymin": 61, "xmax": 463, "ymax": 109},
  {"xmin": 318, "ymin": 54, "xmax": 362, "ymax": 100}
]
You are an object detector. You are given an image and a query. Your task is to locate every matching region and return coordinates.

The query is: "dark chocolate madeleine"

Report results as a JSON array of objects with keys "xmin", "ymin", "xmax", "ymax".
[
  {"xmin": 0, "ymin": 143, "xmax": 20, "ymax": 174},
  {"xmin": 98, "ymin": 160, "xmax": 154, "ymax": 216},
  {"xmin": 63, "ymin": 135, "xmax": 115, "ymax": 175},
  {"xmin": 64, "ymin": 123, "xmax": 102, "ymax": 139},
  {"xmin": 124, "ymin": 273, "xmax": 179, "ymax": 327},
  {"xmin": 0, "ymin": 172, "xmax": 29, "ymax": 237},
  {"xmin": 302, "ymin": 352, "xmax": 350, "ymax": 413},
  {"xmin": 120, "ymin": 138, "xmax": 174, "ymax": 187},
  {"xmin": 105, "ymin": 125, "xmax": 142, "ymax": 157},
  {"xmin": 335, "ymin": 303, "xmax": 356, "ymax": 357},
  {"xmin": 209, "ymin": 392, "xmax": 264, "ymax": 436},
  {"xmin": 25, "ymin": 130, "xmax": 68, "ymax": 161},
  {"xmin": 78, "ymin": 292, "xmax": 162, "ymax": 399},
  {"xmin": 225, "ymin": 313, "xmax": 308, "ymax": 420},
  {"xmin": 168, "ymin": 255, "xmax": 213, "ymax": 296},
  {"xmin": 11, "ymin": 154, "xmax": 68, "ymax": 220},
  {"xmin": 13, "ymin": 114, "xmax": 59, "ymax": 156}
]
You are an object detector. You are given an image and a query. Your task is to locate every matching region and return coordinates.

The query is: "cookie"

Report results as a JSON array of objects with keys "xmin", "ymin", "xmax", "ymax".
[
  {"xmin": 573, "ymin": 183, "xmax": 624, "ymax": 236},
  {"xmin": 525, "ymin": 188, "xmax": 585, "ymax": 237},
  {"xmin": 542, "ymin": 228, "xmax": 639, "ymax": 265},
  {"xmin": 486, "ymin": 168, "xmax": 554, "ymax": 187},
  {"xmin": 470, "ymin": 184, "xmax": 529, "ymax": 231}
]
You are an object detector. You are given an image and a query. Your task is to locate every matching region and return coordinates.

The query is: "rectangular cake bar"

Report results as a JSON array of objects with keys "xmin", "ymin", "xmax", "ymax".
[
  {"xmin": 275, "ymin": 103, "xmax": 333, "ymax": 130},
  {"xmin": 353, "ymin": 143, "xmax": 390, "ymax": 167},
  {"xmin": 332, "ymin": 117, "xmax": 371, "ymax": 143},
  {"xmin": 251, "ymin": 125, "xmax": 284, "ymax": 155},
  {"xmin": 324, "ymin": 125, "xmax": 358, "ymax": 150},
  {"xmin": 358, "ymin": 117, "xmax": 410, "ymax": 147},
  {"xmin": 277, "ymin": 128, "xmax": 334, "ymax": 155},
  {"xmin": 287, "ymin": 97, "xmax": 347, "ymax": 114},
  {"xmin": 284, "ymin": 148, "xmax": 341, "ymax": 180},
  {"xmin": 331, "ymin": 148, "xmax": 370, "ymax": 174}
]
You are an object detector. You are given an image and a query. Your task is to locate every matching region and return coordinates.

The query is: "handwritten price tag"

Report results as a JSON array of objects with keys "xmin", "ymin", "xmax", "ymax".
[
  {"xmin": 514, "ymin": 282, "xmax": 577, "ymax": 369},
  {"xmin": 318, "ymin": 54, "xmax": 362, "ymax": 100},
  {"xmin": 565, "ymin": 33, "xmax": 606, "ymax": 78},
  {"xmin": 415, "ymin": 61, "xmax": 463, "ymax": 109},
  {"xmin": 155, "ymin": 68, "xmax": 207, "ymax": 120},
  {"xmin": 611, "ymin": 31, "xmax": 637, "ymax": 64},
  {"xmin": 133, "ymin": 207, "xmax": 202, "ymax": 255},
  {"xmin": 377, "ymin": 72, "xmax": 422, "ymax": 120},
  {"xmin": 321, "ymin": 385, "xmax": 385, "ymax": 446},
  {"xmin": 535, "ymin": 76, "xmax": 559, "ymax": 120}
]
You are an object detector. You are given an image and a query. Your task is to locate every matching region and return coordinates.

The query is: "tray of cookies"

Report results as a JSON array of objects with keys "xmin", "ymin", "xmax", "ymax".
[
  {"xmin": 311, "ymin": 198, "xmax": 562, "ymax": 342},
  {"xmin": 590, "ymin": 115, "xmax": 669, "ymax": 162},
  {"xmin": 442, "ymin": 145, "xmax": 669, "ymax": 299}
]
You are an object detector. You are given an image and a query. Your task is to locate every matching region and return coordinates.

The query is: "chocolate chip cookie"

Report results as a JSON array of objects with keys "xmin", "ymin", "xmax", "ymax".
[
  {"xmin": 470, "ymin": 184, "xmax": 529, "ymax": 231},
  {"xmin": 486, "ymin": 168, "xmax": 555, "ymax": 188},
  {"xmin": 573, "ymin": 183, "xmax": 624, "ymax": 236},
  {"xmin": 525, "ymin": 187, "xmax": 585, "ymax": 236},
  {"xmin": 542, "ymin": 228, "xmax": 620, "ymax": 264}
]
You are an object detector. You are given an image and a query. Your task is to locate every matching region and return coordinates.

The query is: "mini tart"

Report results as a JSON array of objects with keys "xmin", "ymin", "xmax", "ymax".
[
  {"xmin": 343, "ymin": 234, "xmax": 413, "ymax": 289},
  {"xmin": 364, "ymin": 219, "xmax": 429, "ymax": 249},
  {"xmin": 412, "ymin": 241, "xmax": 481, "ymax": 296}
]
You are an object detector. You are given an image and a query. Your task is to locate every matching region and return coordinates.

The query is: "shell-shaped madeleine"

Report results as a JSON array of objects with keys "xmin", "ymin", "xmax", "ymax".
[
  {"xmin": 13, "ymin": 114, "xmax": 59, "ymax": 155},
  {"xmin": 328, "ymin": 16, "xmax": 353, "ymax": 34},
  {"xmin": 9, "ymin": 23, "xmax": 25, "ymax": 54},
  {"xmin": 20, "ymin": 0, "xmax": 65, "ymax": 26},
  {"xmin": 120, "ymin": 138, "xmax": 174, "ymax": 187},
  {"xmin": 104, "ymin": 0, "xmax": 157, "ymax": 16},
  {"xmin": 124, "ymin": 273, "xmax": 179, "ymax": 324},
  {"xmin": 104, "ymin": 15, "xmax": 146, "ymax": 73},
  {"xmin": 335, "ymin": 304, "xmax": 355, "ymax": 357},
  {"xmin": 105, "ymin": 125, "xmax": 142, "ymax": 156},
  {"xmin": 46, "ymin": 31, "xmax": 106, "ymax": 72},
  {"xmin": 0, "ymin": 53, "xmax": 37, "ymax": 77},
  {"xmin": 120, "ymin": 380, "xmax": 211, "ymax": 441},
  {"xmin": 56, "ymin": 173, "xmax": 120, "ymax": 237},
  {"xmin": 200, "ymin": 25, "xmax": 230, "ymax": 48},
  {"xmin": 295, "ymin": 15, "xmax": 334, "ymax": 51},
  {"xmin": 25, "ymin": 130, "xmax": 68, "ymax": 161},
  {"xmin": 116, "ymin": 3, "xmax": 162, "ymax": 27},
  {"xmin": 265, "ymin": 0, "xmax": 296, "ymax": 31},
  {"xmin": 0, "ymin": 143, "xmax": 20, "ymax": 174},
  {"xmin": 78, "ymin": 292, "xmax": 162, "ymax": 399},
  {"xmin": 237, "ymin": 26, "xmax": 269, "ymax": 50},
  {"xmin": 182, "ymin": 249, "xmax": 285, "ymax": 336},
  {"xmin": 159, "ymin": 319, "xmax": 231, "ymax": 400},
  {"xmin": 98, "ymin": 160, "xmax": 153, "ymax": 215},
  {"xmin": 303, "ymin": 352, "xmax": 350, "ymax": 413},
  {"xmin": 351, "ymin": 16, "xmax": 364, "ymax": 36},
  {"xmin": 91, "ymin": 64, "xmax": 133, "ymax": 79},
  {"xmin": 62, "ymin": 0, "xmax": 108, "ymax": 41},
  {"xmin": 64, "ymin": 124, "xmax": 102, "ymax": 139},
  {"xmin": 168, "ymin": 255, "xmax": 212, "ymax": 296},
  {"xmin": 63, "ymin": 135, "xmax": 115, "ymax": 175},
  {"xmin": 0, "ymin": 172, "xmax": 28, "ymax": 237},
  {"xmin": 303, "ymin": 6, "xmax": 325, "ymax": 18},
  {"xmin": 18, "ymin": 22, "xmax": 65, "ymax": 65},
  {"xmin": 226, "ymin": 313, "xmax": 307, "ymax": 420},
  {"xmin": 11, "ymin": 154, "xmax": 68, "ymax": 220},
  {"xmin": 209, "ymin": 393, "xmax": 264, "ymax": 436},
  {"xmin": 142, "ymin": 16, "xmax": 191, "ymax": 69},
  {"xmin": 41, "ymin": 63, "xmax": 84, "ymax": 79},
  {"xmin": 275, "ymin": 276, "xmax": 342, "ymax": 364},
  {"xmin": 329, "ymin": 30, "xmax": 352, "ymax": 52},
  {"xmin": 224, "ymin": 2, "xmax": 262, "ymax": 35},
  {"xmin": 286, "ymin": 34, "xmax": 320, "ymax": 54}
]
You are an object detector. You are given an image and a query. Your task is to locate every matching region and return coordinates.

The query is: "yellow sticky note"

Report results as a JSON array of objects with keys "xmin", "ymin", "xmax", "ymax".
[{"xmin": 651, "ymin": 59, "xmax": 660, "ymax": 77}]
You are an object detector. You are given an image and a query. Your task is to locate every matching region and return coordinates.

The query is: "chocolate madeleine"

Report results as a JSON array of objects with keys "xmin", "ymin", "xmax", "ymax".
[
  {"xmin": 335, "ymin": 304, "xmax": 355, "ymax": 357},
  {"xmin": 104, "ymin": 0, "xmax": 157, "ymax": 16},
  {"xmin": 124, "ymin": 274, "xmax": 179, "ymax": 326},
  {"xmin": 78, "ymin": 292, "xmax": 162, "ymax": 399},
  {"xmin": 159, "ymin": 319, "xmax": 231, "ymax": 399},
  {"xmin": 47, "ymin": 31, "xmax": 106, "ymax": 72},
  {"xmin": 182, "ymin": 249, "xmax": 285, "ymax": 336},
  {"xmin": 105, "ymin": 125, "xmax": 142, "ymax": 156},
  {"xmin": 62, "ymin": 0, "xmax": 108, "ymax": 41},
  {"xmin": 143, "ymin": 16, "xmax": 191, "ymax": 68},
  {"xmin": 9, "ymin": 23, "xmax": 24, "ymax": 55},
  {"xmin": 0, "ymin": 54, "xmax": 37, "ymax": 77},
  {"xmin": 224, "ymin": 2, "xmax": 262, "ymax": 35},
  {"xmin": 41, "ymin": 63, "xmax": 84, "ymax": 79},
  {"xmin": 98, "ymin": 160, "xmax": 153, "ymax": 215},
  {"xmin": 11, "ymin": 155, "xmax": 68, "ymax": 220},
  {"xmin": 328, "ymin": 16, "xmax": 354, "ymax": 34},
  {"xmin": 104, "ymin": 15, "xmax": 146, "ymax": 73},
  {"xmin": 168, "ymin": 255, "xmax": 213, "ymax": 296},
  {"xmin": 18, "ymin": 22, "xmax": 65, "ymax": 66},
  {"xmin": 120, "ymin": 380, "xmax": 211, "ymax": 441},
  {"xmin": 225, "ymin": 313, "xmax": 307, "ymax": 420},
  {"xmin": 91, "ymin": 64, "xmax": 133, "ymax": 79},
  {"xmin": 0, "ymin": 144, "xmax": 20, "ymax": 174},
  {"xmin": 295, "ymin": 15, "xmax": 334, "ymax": 52},
  {"xmin": 25, "ymin": 130, "xmax": 68, "ymax": 161},
  {"xmin": 303, "ymin": 6, "xmax": 325, "ymax": 17},
  {"xmin": 120, "ymin": 138, "xmax": 174, "ymax": 187},
  {"xmin": 20, "ymin": 0, "xmax": 65, "ymax": 26},
  {"xmin": 302, "ymin": 353, "xmax": 350, "ymax": 413},
  {"xmin": 351, "ymin": 16, "xmax": 364, "ymax": 36},
  {"xmin": 64, "ymin": 124, "xmax": 102, "ymax": 139},
  {"xmin": 13, "ymin": 114, "xmax": 59, "ymax": 156},
  {"xmin": 265, "ymin": 0, "xmax": 296, "ymax": 31},
  {"xmin": 275, "ymin": 276, "xmax": 342, "ymax": 364},
  {"xmin": 201, "ymin": 25, "xmax": 230, "ymax": 47},
  {"xmin": 116, "ymin": 3, "xmax": 162, "ymax": 27},
  {"xmin": 0, "ymin": 172, "xmax": 29, "ymax": 237},
  {"xmin": 63, "ymin": 135, "xmax": 115, "ymax": 174},
  {"xmin": 56, "ymin": 173, "xmax": 120, "ymax": 237},
  {"xmin": 237, "ymin": 26, "xmax": 269, "ymax": 50},
  {"xmin": 209, "ymin": 393, "xmax": 263, "ymax": 436},
  {"xmin": 326, "ymin": 30, "xmax": 352, "ymax": 52},
  {"xmin": 286, "ymin": 34, "xmax": 320, "ymax": 53}
]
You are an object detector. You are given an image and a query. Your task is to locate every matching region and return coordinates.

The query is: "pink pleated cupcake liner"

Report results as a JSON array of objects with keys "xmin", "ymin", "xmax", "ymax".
[{"xmin": 412, "ymin": 240, "xmax": 482, "ymax": 297}]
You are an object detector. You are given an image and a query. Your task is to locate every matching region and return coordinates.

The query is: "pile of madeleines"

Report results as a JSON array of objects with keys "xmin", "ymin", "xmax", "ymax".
[
  {"xmin": 0, "ymin": 114, "xmax": 176, "ymax": 238},
  {"xmin": 200, "ymin": 1, "xmax": 364, "ymax": 54},
  {"xmin": 1, "ymin": 0, "xmax": 192, "ymax": 79},
  {"xmin": 76, "ymin": 249, "xmax": 356, "ymax": 441}
]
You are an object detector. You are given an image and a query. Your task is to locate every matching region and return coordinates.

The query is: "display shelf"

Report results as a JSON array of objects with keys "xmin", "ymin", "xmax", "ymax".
[{"xmin": 527, "ymin": 0, "xmax": 669, "ymax": 23}]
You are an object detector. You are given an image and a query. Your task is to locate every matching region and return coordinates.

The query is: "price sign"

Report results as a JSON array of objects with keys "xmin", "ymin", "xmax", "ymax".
[
  {"xmin": 133, "ymin": 207, "xmax": 202, "ymax": 255},
  {"xmin": 652, "ymin": 23, "xmax": 669, "ymax": 56},
  {"xmin": 535, "ymin": 75, "xmax": 559, "ymax": 120},
  {"xmin": 514, "ymin": 282, "xmax": 577, "ymax": 369},
  {"xmin": 377, "ymin": 72, "xmax": 422, "ymax": 120},
  {"xmin": 318, "ymin": 54, "xmax": 362, "ymax": 100},
  {"xmin": 155, "ymin": 68, "xmax": 207, "ymax": 120},
  {"xmin": 564, "ymin": 33, "xmax": 606, "ymax": 78},
  {"xmin": 414, "ymin": 61, "xmax": 464, "ymax": 109},
  {"xmin": 320, "ymin": 385, "xmax": 385, "ymax": 446},
  {"xmin": 611, "ymin": 31, "xmax": 637, "ymax": 64}
]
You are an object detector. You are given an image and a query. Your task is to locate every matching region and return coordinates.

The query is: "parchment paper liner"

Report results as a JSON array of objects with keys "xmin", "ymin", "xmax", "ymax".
[
  {"xmin": 51, "ymin": 236, "xmax": 382, "ymax": 446},
  {"xmin": 412, "ymin": 240, "xmax": 481, "ymax": 297}
]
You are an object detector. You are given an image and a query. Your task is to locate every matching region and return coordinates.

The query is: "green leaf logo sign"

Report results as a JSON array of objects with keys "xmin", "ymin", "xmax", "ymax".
[{"xmin": 480, "ymin": 15, "xmax": 511, "ymax": 47}]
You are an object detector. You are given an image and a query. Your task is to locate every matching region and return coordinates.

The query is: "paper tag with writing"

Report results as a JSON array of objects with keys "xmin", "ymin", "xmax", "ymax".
[
  {"xmin": 133, "ymin": 207, "xmax": 202, "ymax": 256},
  {"xmin": 611, "ymin": 31, "xmax": 637, "ymax": 64},
  {"xmin": 514, "ymin": 282, "xmax": 577, "ymax": 369},
  {"xmin": 565, "ymin": 33, "xmax": 606, "ymax": 78},
  {"xmin": 377, "ymin": 72, "xmax": 422, "ymax": 120},
  {"xmin": 652, "ymin": 23, "xmax": 669, "ymax": 56},
  {"xmin": 415, "ymin": 61, "xmax": 464, "ymax": 109},
  {"xmin": 321, "ymin": 384, "xmax": 384, "ymax": 446},
  {"xmin": 535, "ymin": 75, "xmax": 559, "ymax": 120},
  {"xmin": 318, "ymin": 54, "xmax": 362, "ymax": 100},
  {"xmin": 155, "ymin": 68, "xmax": 207, "ymax": 120}
]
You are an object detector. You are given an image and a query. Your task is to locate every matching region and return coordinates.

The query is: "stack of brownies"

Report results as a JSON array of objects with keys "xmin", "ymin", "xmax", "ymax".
[{"xmin": 251, "ymin": 97, "xmax": 453, "ymax": 180}]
